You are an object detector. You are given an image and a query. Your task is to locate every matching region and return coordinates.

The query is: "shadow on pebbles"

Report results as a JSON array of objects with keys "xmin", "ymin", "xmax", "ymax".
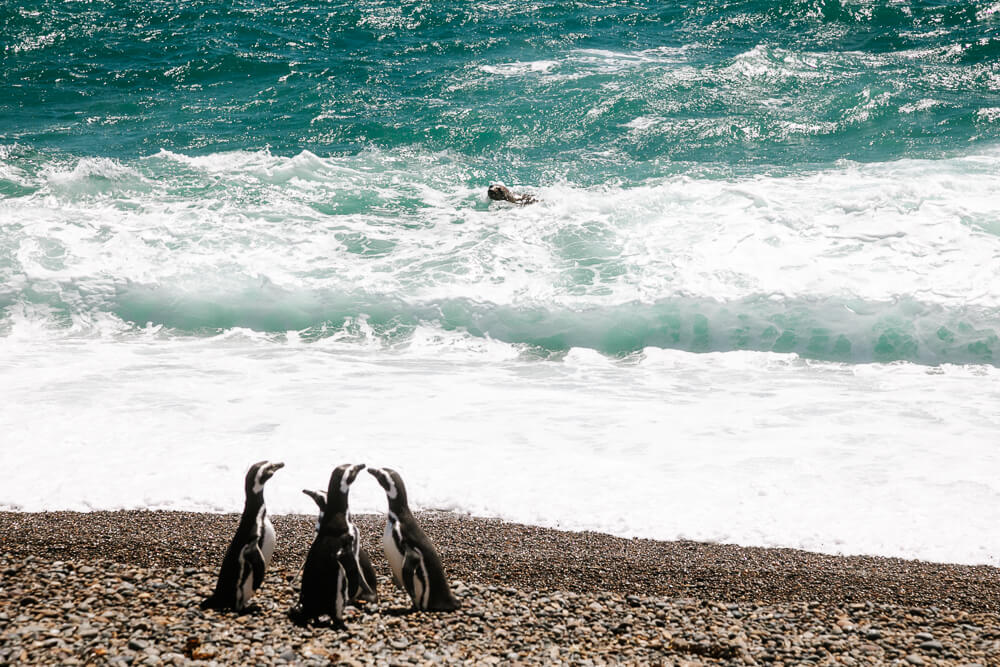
[{"xmin": 0, "ymin": 511, "xmax": 998, "ymax": 666}]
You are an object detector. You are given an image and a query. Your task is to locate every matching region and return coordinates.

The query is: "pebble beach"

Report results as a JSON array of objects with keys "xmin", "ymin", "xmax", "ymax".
[{"xmin": 1, "ymin": 511, "xmax": 998, "ymax": 666}]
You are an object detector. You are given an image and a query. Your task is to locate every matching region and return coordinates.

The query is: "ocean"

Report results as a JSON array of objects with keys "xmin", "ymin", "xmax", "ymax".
[{"xmin": 2, "ymin": 0, "xmax": 999, "ymax": 565}]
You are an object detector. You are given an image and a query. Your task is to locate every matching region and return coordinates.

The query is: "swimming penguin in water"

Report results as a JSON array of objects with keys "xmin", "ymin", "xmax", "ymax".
[
  {"xmin": 201, "ymin": 460, "xmax": 284, "ymax": 612},
  {"xmin": 488, "ymin": 183, "xmax": 537, "ymax": 205},
  {"xmin": 289, "ymin": 464, "xmax": 374, "ymax": 626},
  {"xmin": 301, "ymin": 487, "xmax": 378, "ymax": 603},
  {"xmin": 367, "ymin": 467, "xmax": 460, "ymax": 611}
]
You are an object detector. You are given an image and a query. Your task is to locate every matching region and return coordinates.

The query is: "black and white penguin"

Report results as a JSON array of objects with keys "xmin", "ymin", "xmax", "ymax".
[
  {"xmin": 367, "ymin": 467, "xmax": 459, "ymax": 612},
  {"xmin": 201, "ymin": 460, "xmax": 284, "ymax": 612},
  {"xmin": 301, "ymin": 488, "xmax": 378, "ymax": 603},
  {"xmin": 289, "ymin": 464, "xmax": 374, "ymax": 626}
]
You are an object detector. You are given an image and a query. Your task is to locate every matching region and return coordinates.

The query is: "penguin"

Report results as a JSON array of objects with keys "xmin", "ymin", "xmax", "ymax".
[
  {"xmin": 367, "ymin": 467, "xmax": 459, "ymax": 612},
  {"xmin": 289, "ymin": 463, "xmax": 373, "ymax": 626},
  {"xmin": 201, "ymin": 460, "xmax": 284, "ymax": 612},
  {"xmin": 487, "ymin": 183, "xmax": 537, "ymax": 205},
  {"xmin": 301, "ymin": 488, "xmax": 378, "ymax": 603}
]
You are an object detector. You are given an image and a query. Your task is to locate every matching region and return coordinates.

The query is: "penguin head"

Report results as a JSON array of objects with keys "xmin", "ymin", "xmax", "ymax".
[
  {"xmin": 326, "ymin": 463, "xmax": 366, "ymax": 503},
  {"xmin": 302, "ymin": 489, "xmax": 327, "ymax": 513},
  {"xmin": 245, "ymin": 460, "xmax": 284, "ymax": 496},
  {"xmin": 488, "ymin": 184, "xmax": 512, "ymax": 202},
  {"xmin": 302, "ymin": 489, "xmax": 327, "ymax": 532},
  {"xmin": 367, "ymin": 467, "xmax": 408, "ymax": 509}
]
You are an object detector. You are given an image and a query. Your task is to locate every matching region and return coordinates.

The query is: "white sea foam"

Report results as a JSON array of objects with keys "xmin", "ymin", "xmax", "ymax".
[
  {"xmin": 899, "ymin": 98, "xmax": 944, "ymax": 114},
  {"xmin": 2, "ymin": 147, "xmax": 1000, "ymax": 564},
  {"xmin": 723, "ymin": 45, "xmax": 825, "ymax": 82},
  {"xmin": 0, "ymin": 325, "xmax": 997, "ymax": 565},
  {"xmin": 568, "ymin": 47, "xmax": 690, "ymax": 72},
  {"xmin": 977, "ymin": 2, "xmax": 1000, "ymax": 20},
  {"xmin": 42, "ymin": 157, "xmax": 147, "ymax": 195},
  {"xmin": 480, "ymin": 60, "xmax": 558, "ymax": 76},
  {"xmin": 623, "ymin": 116, "xmax": 663, "ymax": 130},
  {"xmin": 978, "ymin": 107, "xmax": 1000, "ymax": 123},
  {"xmin": 3, "ymin": 146, "xmax": 1000, "ymax": 365},
  {"xmin": 6, "ymin": 146, "xmax": 1000, "ymax": 311}
]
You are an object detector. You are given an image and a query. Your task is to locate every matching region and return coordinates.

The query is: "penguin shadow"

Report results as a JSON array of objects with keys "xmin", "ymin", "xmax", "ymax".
[
  {"xmin": 197, "ymin": 596, "xmax": 276, "ymax": 617},
  {"xmin": 372, "ymin": 579, "xmax": 458, "ymax": 617},
  {"xmin": 287, "ymin": 597, "xmax": 384, "ymax": 632}
]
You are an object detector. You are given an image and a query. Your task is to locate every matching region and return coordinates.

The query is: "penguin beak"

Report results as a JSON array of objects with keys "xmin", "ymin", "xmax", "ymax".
[
  {"xmin": 263, "ymin": 462, "xmax": 284, "ymax": 480},
  {"xmin": 302, "ymin": 489, "xmax": 326, "ymax": 511},
  {"xmin": 366, "ymin": 467, "xmax": 387, "ymax": 489},
  {"xmin": 343, "ymin": 463, "xmax": 364, "ymax": 485}
]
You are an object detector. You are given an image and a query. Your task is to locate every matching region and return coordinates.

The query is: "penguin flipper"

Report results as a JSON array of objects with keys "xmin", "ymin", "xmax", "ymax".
[
  {"xmin": 337, "ymin": 542, "xmax": 365, "ymax": 599},
  {"xmin": 355, "ymin": 549, "xmax": 379, "ymax": 603},
  {"xmin": 244, "ymin": 543, "xmax": 267, "ymax": 590},
  {"xmin": 332, "ymin": 548, "xmax": 351, "ymax": 623},
  {"xmin": 401, "ymin": 548, "xmax": 425, "ymax": 608}
]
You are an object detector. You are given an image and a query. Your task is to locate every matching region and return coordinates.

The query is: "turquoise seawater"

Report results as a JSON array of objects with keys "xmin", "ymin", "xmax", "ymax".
[
  {"xmin": 2, "ymin": 0, "xmax": 1000, "ymax": 363},
  {"xmin": 5, "ymin": 1, "xmax": 999, "ymax": 169}
]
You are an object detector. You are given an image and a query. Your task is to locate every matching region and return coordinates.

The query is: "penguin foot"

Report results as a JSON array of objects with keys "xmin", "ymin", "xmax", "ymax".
[
  {"xmin": 288, "ymin": 605, "xmax": 322, "ymax": 627},
  {"xmin": 199, "ymin": 596, "xmax": 222, "ymax": 611},
  {"xmin": 237, "ymin": 603, "xmax": 262, "ymax": 616},
  {"xmin": 319, "ymin": 617, "xmax": 348, "ymax": 631},
  {"xmin": 288, "ymin": 611, "xmax": 348, "ymax": 630},
  {"xmin": 426, "ymin": 600, "xmax": 461, "ymax": 612}
]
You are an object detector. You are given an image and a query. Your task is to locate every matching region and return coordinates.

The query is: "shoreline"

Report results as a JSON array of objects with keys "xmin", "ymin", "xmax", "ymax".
[{"xmin": 2, "ymin": 510, "xmax": 999, "ymax": 665}]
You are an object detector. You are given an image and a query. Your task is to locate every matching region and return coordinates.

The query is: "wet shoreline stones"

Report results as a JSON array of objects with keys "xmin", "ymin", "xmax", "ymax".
[{"xmin": 1, "ymin": 511, "xmax": 998, "ymax": 665}]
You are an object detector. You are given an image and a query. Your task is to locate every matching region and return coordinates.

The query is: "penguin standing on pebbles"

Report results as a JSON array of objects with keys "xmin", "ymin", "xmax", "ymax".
[
  {"xmin": 201, "ymin": 460, "xmax": 284, "ymax": 612},
  {"xmin": 302, "ymin": 488, "xmax": 378, "ymax": 603},
  {"xmin": 367, "ymin": 467, "xmax": 459, "ymax": 611},
  {"xmin": 290, "ymin": 464, "xmax": 373, "ymax": 626}
]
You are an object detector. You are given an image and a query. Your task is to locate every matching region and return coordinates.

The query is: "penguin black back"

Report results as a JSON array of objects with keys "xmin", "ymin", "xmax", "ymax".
[
  {"xmin": 201, "ymin": 460, "xmax": 283, "ymax": 612},
  {"xmin": 368, "ymin": 467, "xmax": 459, "ymax": 612},
  {"xmin": 301, "ymin": 486, "xmax": 378, "ymax": 603},
  {"xmin": 290, "ymin": 463, "xmax": 372, "ymax": 626}
]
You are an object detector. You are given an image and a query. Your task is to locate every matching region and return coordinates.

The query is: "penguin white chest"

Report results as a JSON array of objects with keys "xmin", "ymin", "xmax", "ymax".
[
  {"xmin": 260, "ymin": 514, "xmax": 276, "ymax": 566},
  {"xmin": 383, "ymin": 519, "xmax": 405, "ymax": 588}
]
